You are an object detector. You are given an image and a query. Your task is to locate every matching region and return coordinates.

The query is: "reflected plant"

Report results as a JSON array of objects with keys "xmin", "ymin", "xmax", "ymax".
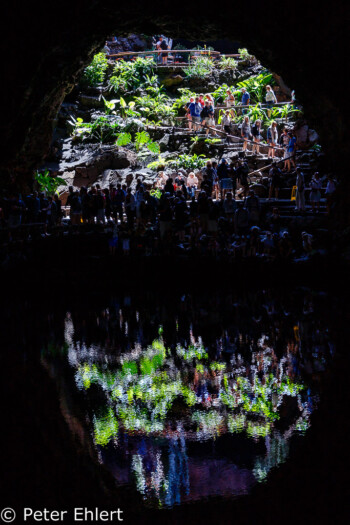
[
  {"xmin": 93, "ymin": 408, "xmax": 119, "ymax": 446},
  {"xmin": 73, "ymin": 331, "xmax": 308, "ymax": 447}
]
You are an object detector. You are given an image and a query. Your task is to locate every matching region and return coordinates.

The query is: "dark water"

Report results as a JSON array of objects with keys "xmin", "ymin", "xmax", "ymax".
[{"xmin": 39, "ymin": 288, "xmax": 335, "ymax": 510}]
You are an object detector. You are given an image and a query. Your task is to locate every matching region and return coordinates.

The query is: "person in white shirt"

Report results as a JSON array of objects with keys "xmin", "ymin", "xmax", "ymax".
[
  {"xmin": 186, "ymin": 172, "xmax": 198, "ymax": 198},
  {"xmin": 265, "ymin": 85, "xmax": 277, "ymax": 117}
]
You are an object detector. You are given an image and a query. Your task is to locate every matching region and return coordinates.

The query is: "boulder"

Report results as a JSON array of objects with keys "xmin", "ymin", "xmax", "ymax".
[
  {"xmin": 159, "ymin": 134, "xmax": 170, "ymax": 152},
  {"xmin": 112, "ymin": 148, "xmax": 137, "ymax": 169},
  {"xmin": 74, "ymin": 166, "xmax": 100, "ymax": 186},
  {"xmin": 78, "ymin": 94, "xmax": 104, "ymax": 108},
  {"xmin": 161, "ymin": 75, "xmax": 184, "ymax": 88},
  {"xmin": 189, "ymin": 139, "xmax": 209, "ymax": 156}
]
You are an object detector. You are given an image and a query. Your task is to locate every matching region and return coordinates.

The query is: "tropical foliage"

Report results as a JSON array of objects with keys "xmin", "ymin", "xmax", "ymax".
[
  {"xmin": 69, "ymin": 116, "xmax": 122, "ymax": 143},
  {"xmin": 116, "ymin": 131, "xmax": 160, "ymax": 154},
  {"xmin": 184, "ymin": 56, "xmax": 215, "ymax": 78},
  {"xmin": 35, "ymin": 169, "xmax": 67, "ymax": 195},
  {"xmin": 236, "ymin": 73, "xmax": 274, "ymax": 103},
  {"xmin": 82, "ymin": 53, "xmax": 109, "ymax": 87},
  {"xmin": 218, "ymin": 56, "xmax": 237, "ymax": 70},
  {"xmin": 108, "ymin": 57, "xmax": 156, "ymax": 94},
  {"xmin": 167, "ymin": 153, "xmax": 208, "ymax": 170}
]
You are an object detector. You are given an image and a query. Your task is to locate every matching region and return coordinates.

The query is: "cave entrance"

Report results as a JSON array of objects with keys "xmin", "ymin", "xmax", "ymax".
[{"xmin": 40, "ymin": 35, "xmax": 323, "ymax": 234}]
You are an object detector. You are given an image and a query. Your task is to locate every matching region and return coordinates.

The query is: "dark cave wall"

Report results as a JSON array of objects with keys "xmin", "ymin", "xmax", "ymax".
[{"xmin": 1, "ymin": 0, "xmax": 348, "ymax": 183}]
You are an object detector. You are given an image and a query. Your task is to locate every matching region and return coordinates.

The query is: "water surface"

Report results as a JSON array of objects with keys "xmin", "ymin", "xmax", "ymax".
[{"xmin": 41, "ymin": 288, "xmax": 334, "ymax": 509}]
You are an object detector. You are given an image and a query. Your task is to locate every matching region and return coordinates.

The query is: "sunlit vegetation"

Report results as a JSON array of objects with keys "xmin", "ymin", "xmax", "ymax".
[
  {"xmin": 73, "ymin": 331, "xmax": 308, "ymax": 447},
  {"xmin": 82, "ymin": 52, "xmax": 109, "ymax": 86},
  {"xmin": 70, "ymin": 51, "xmax": 303, "ymax": 170}
]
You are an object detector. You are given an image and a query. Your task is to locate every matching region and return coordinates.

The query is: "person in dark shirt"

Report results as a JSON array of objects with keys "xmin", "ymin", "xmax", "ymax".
[
  {"xmin": 268, "ymin": 165, "xmax": 282, "ymax": 200},
  {"xmin": 164, "ymin": 178, "xmax": 175, "ymax": 196},
  {"xmin": 156, "ymin": 36, "xmax": 168, "ymax": 64}
]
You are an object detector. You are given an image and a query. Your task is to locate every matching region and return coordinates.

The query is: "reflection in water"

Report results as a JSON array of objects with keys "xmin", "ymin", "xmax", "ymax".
[{"xmin": 44, "ymin": 290, "xmax": 333, "ymax": 508}]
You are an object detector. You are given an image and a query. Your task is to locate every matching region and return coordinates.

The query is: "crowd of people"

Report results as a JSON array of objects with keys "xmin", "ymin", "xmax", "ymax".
[
  {"xmin": 0, "ymin": 159, "xmax": 335, "ymax": 261},
  {"xmin": 0, "ymin": 71, "xmax": 336, "ymax": 262},
  {"xmin": 183, "ymin": 85, "xmax": 299, "ymax": 159}
]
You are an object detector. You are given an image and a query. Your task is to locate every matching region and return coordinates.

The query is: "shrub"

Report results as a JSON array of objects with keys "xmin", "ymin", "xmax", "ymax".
[
  {"xmin": 168, "ymin": 153, "xmax": 208, "ymax": 170},
  {"xmin": 35, "ymin": 169, "xmax": 67, "ymax": 195},
  {"xmin": 109, "ymin": 57, "xmax": 156, "ymax": 94},
  {"xmin": 134, "ymin": 94, "xmax": 176, "ymax": 124},
  {"xmin": 82, "ymin": 53, "xmax": 109, "ymax": 87},
  {"xmin": 237, "ymin": 73, "xmax": 274, "ymax": 103},
  {"xmin": 69, "ymin": 116, "xmax": 122, "ymax": 143},
  {"xmin": 184, "ymin": 56, "xmax": 214, "ymax": 78},
  {"xmin": 218, "ymin": 56, "xmax": 237, "ymax": 70}
]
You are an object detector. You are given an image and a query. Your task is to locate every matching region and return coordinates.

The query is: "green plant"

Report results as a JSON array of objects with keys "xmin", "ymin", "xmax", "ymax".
[
  {"xmin": 118, "ymin": 97, "xmax": 140, "ymax": 119},
  {"xmin": 237, "ymin": 73, "xmax": 274, "ymax": 103},
  {"xmin": 278, "ymin": 103, "xmax": 302, "ymax": 122},
  {"xmin": 248, "ymin": 103, "xmax": 267, "ymax": 122},
  {"xmin": 102, "ymin": 96, "xmax": 119, "ymax": 115},
  {"xmin": 135, "ymin": 131, "xmax": 160, "ymax": 153},
  {"xmin": 116, "ymin": 132, "xmax": 132, "ymax": 146},
  {"xmin": 35, "ymin": 169, "xmax": 67, "ymax": 195},
  {"xmin": 93, "ymin": 408, "xmax": 119, "ymax": 446},
  {"xmin": 143, "ymin": 74, "xmax": 159, "ymax": 88},
  {"xmin": 69, "ymin": 115, "xmax": 122, "ymax": 143},
  {"xmin": 218, "ymin": 56, "xmax": 237, "ymax": 70},
  {"xmin": 184, "ymin": 56, "xmax": 214, "ymax": 78},
  {"xmin": 205, "ymin": 138, "xmax": 221, "ymax": 145},
  {"xmin": 238, "ymin": 48, "xmax": 251, "ymax": 60},
  {"xmin": 191, "ymin": 135, "xmax": 205, "ymax": 143},
  {"xmin": 212, "ymin": 84, "xmax": 235, "ymax": 104},
  {"xmin": 147, "ymin": 156, "xmax": 167, "ymax": 170},
  {"xmin": 82, "ymin": 53, "xmax": 109, "ymax": 87},
  {"xmin": 172, "ymin": 88, "xmax": 196, "ymax": 114},
  {"xmin": 108, "ymin": 57, "xmax": 156, "ymax": 94},
  {"xmin": 168, "ymin": 153, "xmax": 208, "ymax": 170},
  {"xmin": 134, "ymin": 94, "xmax": 176, "ymax": 124},
  {"xmin": 116, "ymin": 131, "xmax": 160, "ymax": 154}
]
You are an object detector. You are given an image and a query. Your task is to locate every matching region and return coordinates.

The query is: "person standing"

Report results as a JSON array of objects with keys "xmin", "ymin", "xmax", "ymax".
[
  {"xmin": 184, "ymin": 97, "xmax": 195, "ymax": 130},
  {"xmin": 201, "ymin": 100, "xmax": 216, "ymax": 136},
  {"xmin": 125, "ymin": 188, "xmax": 136, "ymax": 229},
  {"xmin": 156, "ymin": 36, "xmax": 168, "ymax": 65},
  {"xmin": 244, "ymin": 189, "xmax": 260, "ymax": 225},
  {"xmin": 325, "ymin": 176, "xmax": 336, "ymax": 215},
  {"xmin": 309, "ymin": 172, "xmax": 322, "ymax": 213},
  {"xmin": 268, "ymin": 165, "xmax": 282, "ymax": 200},
  {"xmin": 265, "ymin": 85, "xmax": 277, "ymax": 117},
  {"xmin": 241, "ymin": 88, "xmax": 250, "ymax": 114},
  {"xmin": 189, "ymin": 97, "xmax": 202, "ymax": 132},
  {"xmin": 241, "ymin": 116, "xmax": 251, "ymax": 151},
  {"xmin": 295, "ymin": 168, "xmax": 305, "ymax": 212},
  {"xmin": 267, "ymin": 121, "xmax": 278, "ymax": 159},
  {"xmin": 252, "ymin": 119, "xmax": 262, "ymax": 154},
  {"xmin": 285, "ymin": 132, "xmax": 297, "ymax": 172},
  {"xmin": 225, "ymin": 90, "xmax": 235, "ymax": 118}
]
